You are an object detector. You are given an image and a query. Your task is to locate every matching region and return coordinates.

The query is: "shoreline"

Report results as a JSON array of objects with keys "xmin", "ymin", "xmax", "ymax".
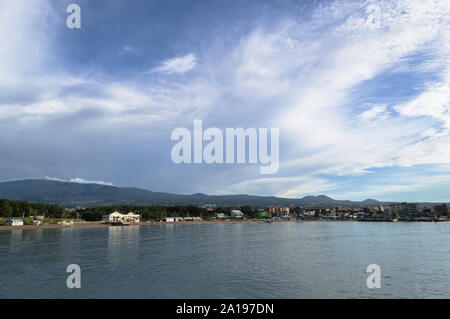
[
  {"xmin": 0, "ymin": 219, "xmax": 282, "ymax": 231},
  {"xmin": 0, "ymin": 218, "xmax": 448, "ymax": 231}
]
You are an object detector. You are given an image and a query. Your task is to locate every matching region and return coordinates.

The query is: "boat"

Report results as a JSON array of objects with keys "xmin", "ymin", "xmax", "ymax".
[{"xmin": 106, "ymin": 221, "xmax": 130, "ymax": 226}]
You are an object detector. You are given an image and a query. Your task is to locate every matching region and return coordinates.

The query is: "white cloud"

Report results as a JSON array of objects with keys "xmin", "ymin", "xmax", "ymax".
[
  {"xmin": 358, "ymin": 104, "xmax": 390, "ymax": 121},
  {"xmin": 151, "ymin": 53, "xmax": 197, "ymax": 74},
  {"xmin": 395, "ymin": 74, "xmax": 450, "ymax": 127},
  {"xmin": 44, "ymin": 176, "xmax": 114, "ymax": 186},
  {"xmin": 117, "ymin": 45, "xmax": 141, "ymax": 56}
]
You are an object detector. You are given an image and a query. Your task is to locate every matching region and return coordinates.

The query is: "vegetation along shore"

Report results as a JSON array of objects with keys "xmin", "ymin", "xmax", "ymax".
[{"xmin": 1, "ymin": 197, "xmax": 449, "ymax": 231}]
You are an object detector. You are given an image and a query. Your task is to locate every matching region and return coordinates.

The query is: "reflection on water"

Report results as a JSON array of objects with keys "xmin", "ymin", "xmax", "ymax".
[
  {"xmin": 9, "ymin": 229, "xmax": 43, "ymax": 253},
  {"xmin": 108, "ymin": 226, "xmax": 140, "ymax": 264},
  {"xmin": 9, "ymin": 230, "xmax": 23, "ymax": 253}
]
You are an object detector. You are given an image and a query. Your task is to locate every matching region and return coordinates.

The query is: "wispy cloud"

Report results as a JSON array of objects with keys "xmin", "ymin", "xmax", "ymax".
[
  {"xmin": 150, "ymin": 53, "xmax": 197, "ymax": 74},
  {"xmin": 117, "ymin": 45, "xmax": 141, "ymax": 56},
  {"xmin": 358, "ymin": 104, "xmax": 390, "ymax": 121}
]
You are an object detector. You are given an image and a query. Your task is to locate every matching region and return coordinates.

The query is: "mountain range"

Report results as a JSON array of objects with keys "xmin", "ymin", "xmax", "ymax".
[{"xmin": 0, "ymin": 179, "xmax": 440, "ymax": 208}]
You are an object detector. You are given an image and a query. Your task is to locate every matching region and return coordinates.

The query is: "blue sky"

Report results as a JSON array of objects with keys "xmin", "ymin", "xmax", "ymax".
[{"xmin": 1, "ymin": 0, "xmax": 450, "ymax": 202}]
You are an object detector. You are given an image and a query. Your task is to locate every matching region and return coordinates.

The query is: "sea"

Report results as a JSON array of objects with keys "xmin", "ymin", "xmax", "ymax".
[{"xmin": 1, "ymin": 221, "xmax": 449, "ymax": 298}]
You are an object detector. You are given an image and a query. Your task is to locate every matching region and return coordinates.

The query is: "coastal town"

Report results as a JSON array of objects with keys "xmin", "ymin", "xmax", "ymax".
[
  {"xmin": 1, "ymin": 200, "xmax": 449, "ymax": 228},
  {"xmin": 194, "ymin": 202, "xmax": 449, "ymax": 222}
]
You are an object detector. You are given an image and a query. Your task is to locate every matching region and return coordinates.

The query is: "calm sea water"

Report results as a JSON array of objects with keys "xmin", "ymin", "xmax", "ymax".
[{"xmin": 1, "ymin": 222, "xmax": 450, "ymax": 298}]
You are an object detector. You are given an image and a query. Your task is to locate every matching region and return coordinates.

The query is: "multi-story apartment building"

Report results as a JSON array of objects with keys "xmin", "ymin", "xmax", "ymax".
[
  {"xmin": 402, "ymin": 203, "xmax": 420, "ymax": 216},
  {"xmin": 268, "ymin": 207, "xmax": 290, "ymax": 217}
]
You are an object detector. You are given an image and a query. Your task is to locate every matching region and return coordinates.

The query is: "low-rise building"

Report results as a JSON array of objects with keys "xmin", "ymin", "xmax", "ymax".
[
  {"xmin": 4, "ymin": 219, "xmax": 24, "ymax": 226},
  {"xmin": 303, "ymin": 210, "xmax": 316, "ymax": 217},
  {"xmin": 231, "ymin": 210, "xmax": 244, "ymax": 219},
  {"xmin": 102, "ymin": 211, "xmax": 140, "ymax": 224}
]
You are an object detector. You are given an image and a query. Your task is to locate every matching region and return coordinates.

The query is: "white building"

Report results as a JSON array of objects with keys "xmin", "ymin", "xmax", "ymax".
[
  {"xmin": 231, "ymin": 210, "xmax": 244, "ymax": 219},
  {"xmin": 102, "ymin": 212, "xmax": 140, "ymax": 224},
  {"xmin": 215, "ymin": 213, "xmax": 227, "ymax": 219},
  {"xmin": 4, "ymin": 219, "xmax": 24, "ymax": 226},
  {"xmin": 164, "ymin": 217, "xmax": 175, "ymax": 222}
]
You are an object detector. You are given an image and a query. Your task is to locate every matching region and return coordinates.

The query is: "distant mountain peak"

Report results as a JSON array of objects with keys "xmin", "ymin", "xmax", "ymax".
[
  {"xmin": 301, "ymin": 194, "xmax": 335, "ymax": 202},
  {"xmin": 362, "ymin": 198, "xmax": 380, "ymax": 204},
  {"xmin": 316, "ymin": 195, "xmax": 334, "ymax": 200}
]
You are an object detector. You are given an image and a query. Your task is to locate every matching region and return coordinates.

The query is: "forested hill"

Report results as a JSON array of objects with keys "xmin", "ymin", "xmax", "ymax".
[{"xmin": 0, "ymin": 179, "xmax": 406, "ymax": 208}]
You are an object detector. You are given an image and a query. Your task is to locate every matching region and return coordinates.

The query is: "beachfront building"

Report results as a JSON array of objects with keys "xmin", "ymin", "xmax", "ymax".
[
  {"xmin": 102, "ymin": 211, "xmax": 140, "ymax": 224},
  {"xmin": 231, "ymin": 210, "xmax": 244, "ymax": 219},
  {"xmin": 389, "ymin": 203, "xmax": 407, "ymax": 216},
  {"xmin": 215, "ymin": 213, "xmax": 227, "ymax": 219},
  {"xmin": 269, "ymin": 207, "xmax": 290, "ymax": 217},
  {"xmin": 403, "ymin": 203, "xmax": 420, "ymax": 216},
  {"xmin": 164, "ymin": 217, "xmax": 175, "ymax": 222},
  {"xmin": 303, "ymin": 210, "xmax": 316, "ymax": 217},
  {"xmin": 4, "ymin": 219, "xmax": 24, "ymax": 226}
]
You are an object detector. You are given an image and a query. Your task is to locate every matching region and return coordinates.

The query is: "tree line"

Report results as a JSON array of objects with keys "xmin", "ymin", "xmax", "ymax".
[
  {"xmin": 0, "ymin": 199, "xmax": 67, "ymax": 218},
  {"xmin": 0, "ymin": 198, "xmax": 274, "ymax": 221}
]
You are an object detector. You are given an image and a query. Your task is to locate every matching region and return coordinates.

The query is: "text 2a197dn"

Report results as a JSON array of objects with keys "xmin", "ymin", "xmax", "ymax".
[
  {"xmin": 220, "ymin": 304, "xmax": 274, "ymax": 314},
  {"xmin": 176, "ymin": 303, "xmax": 274, "ymax": 316}
]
